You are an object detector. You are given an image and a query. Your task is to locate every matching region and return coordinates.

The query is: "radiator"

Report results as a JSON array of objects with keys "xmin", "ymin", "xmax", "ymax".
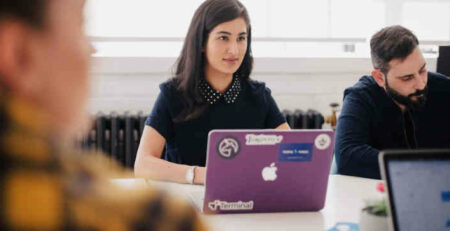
[{"xmin": 78, "ymin": 110, "xmax": 324, "ymax": 168}]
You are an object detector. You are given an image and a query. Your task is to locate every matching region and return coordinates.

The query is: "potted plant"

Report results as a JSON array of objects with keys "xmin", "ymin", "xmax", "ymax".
[{"xmin": 359, "ymin": 183, "xmax": 389, "ymax": 231}]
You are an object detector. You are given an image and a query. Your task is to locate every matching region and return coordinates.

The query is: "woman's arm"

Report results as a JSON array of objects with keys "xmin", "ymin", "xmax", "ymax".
[
  {"xmin": 134, "ymin": 126, "xmax": 206, "ymax": 184},
  {"xmin": 276, "ymin": 122, "xmax": 290, "ymax": 130}
]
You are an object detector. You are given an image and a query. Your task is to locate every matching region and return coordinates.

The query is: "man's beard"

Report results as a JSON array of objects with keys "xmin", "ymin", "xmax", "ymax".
[{"xmin": 385, "ymin": 81, "xmax": 428, "ymax": 111}]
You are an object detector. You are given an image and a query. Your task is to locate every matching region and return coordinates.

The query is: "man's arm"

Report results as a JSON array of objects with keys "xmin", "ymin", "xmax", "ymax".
[{"xmin": 334, "ymin": 91, "xmax": 381, "ymax": 179}]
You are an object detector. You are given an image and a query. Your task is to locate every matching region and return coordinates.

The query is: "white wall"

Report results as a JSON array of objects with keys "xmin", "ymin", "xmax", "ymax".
[{"xmin": 89, "ymin": 57, "xmax": 437, "ymax": 119}]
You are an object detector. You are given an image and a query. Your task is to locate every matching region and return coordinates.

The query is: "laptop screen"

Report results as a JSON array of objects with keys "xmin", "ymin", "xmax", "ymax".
[{"xmin": 385, "ymin": 155, "xmax": 450, "ymax": 231}]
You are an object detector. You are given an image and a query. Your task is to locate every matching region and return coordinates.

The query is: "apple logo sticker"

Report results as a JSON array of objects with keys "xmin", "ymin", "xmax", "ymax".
[{"xmin": 262, "ymin": 162, "xmax": 278, "ymax": 181}]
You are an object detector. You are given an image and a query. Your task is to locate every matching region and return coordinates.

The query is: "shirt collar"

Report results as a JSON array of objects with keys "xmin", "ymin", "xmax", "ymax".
[{"xmin": 199, "ymin": 76, "xmax": 241, "ymax": 105}]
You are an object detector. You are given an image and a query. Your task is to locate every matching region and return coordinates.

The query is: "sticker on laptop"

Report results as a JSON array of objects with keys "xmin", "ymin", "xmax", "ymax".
[
  {"xmin": 314, "ymin": 134, "xmax": 331, "ymax": 150},
  {"xmin": 327, "ymin": 222, "xmax": 358, "ymax": 231},
  {"xmin": 208, "ymin": 200, "xmax": 254, "ymax": 211},
  {"xmin": 262, "ymin": 162, "xmax": 278, "ymax": 181},
  {"xmin": 217, "ymin": 137, "xmax": 240, "ymax": 159},
  {"xmin": 279, "ymin": 143, "xmax": 313, "ymax": 162},
  {"xmin": 245, "ymin": 134, "xmax": 283, "ymax": 145}
]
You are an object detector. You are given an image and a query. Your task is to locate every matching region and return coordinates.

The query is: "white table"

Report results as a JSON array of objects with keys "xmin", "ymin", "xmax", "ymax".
[{"xmin": 112, "ymin": 175, "xmax": 382, "ymax": 231}]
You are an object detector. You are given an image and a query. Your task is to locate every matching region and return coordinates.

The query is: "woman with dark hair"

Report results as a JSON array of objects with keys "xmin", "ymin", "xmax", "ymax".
[{"xmin": 135, "ymin": 0, "xmax": 289, "ymax": 184}]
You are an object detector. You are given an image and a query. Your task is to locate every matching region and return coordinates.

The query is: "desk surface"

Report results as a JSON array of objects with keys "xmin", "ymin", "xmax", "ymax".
[{"xmin": 112, "ymin": 175, "xmax": 382, "ymax": 231}]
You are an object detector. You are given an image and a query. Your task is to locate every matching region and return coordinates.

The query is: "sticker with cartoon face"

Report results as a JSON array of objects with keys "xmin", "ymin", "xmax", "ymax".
[
  {"xmin": 217, "ymin": 137, "xmax": 240, "ymax": 159},
  {"xmin": 315, "ymin": 134, "xmax": 331, "ymax": 150}
]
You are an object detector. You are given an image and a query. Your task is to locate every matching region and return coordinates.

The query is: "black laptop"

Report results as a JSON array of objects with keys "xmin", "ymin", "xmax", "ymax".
[{"xmin": 379, "ymin": 150, "xmax": 450, "ymax": 231}]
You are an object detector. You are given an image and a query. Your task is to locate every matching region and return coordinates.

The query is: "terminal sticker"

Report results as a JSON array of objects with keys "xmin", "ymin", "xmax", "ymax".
[
  {"xmin": 208, "ymin": 200, "xmax": 254, "ymax": 211},
  {"xmin": 278, "ymin": 143, "xmax": 313, "ymax": 162}
]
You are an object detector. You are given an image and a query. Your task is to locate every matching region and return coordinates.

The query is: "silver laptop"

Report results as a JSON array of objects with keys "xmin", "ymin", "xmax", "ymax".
[{"xmin": 379, "ymin": 150, "xmax": 450, "ymax": 231}]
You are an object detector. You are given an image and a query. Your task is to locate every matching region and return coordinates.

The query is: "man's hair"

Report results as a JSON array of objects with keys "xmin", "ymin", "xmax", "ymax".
[
  {"xmin": 0, "ymin": 0, "xmax": 48, "ymax": 28},
  {"xmin": 370, "ymin": 25, "xmax": 419, "ymax": 74}
]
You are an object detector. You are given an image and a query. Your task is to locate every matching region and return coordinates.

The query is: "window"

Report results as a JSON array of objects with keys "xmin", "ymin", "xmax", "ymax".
[
  {"xmin": 330, "ymin": 0, "xmax": 386, "ymax": 38},
  {"xmin": 86, "ymin": 0, "xmax": 449, "ymax": 57},
  {"xmin": 267, "ymin": 0, "xmax": 329, "ymax": 38},
  {"xmin": 402, "ymin": 1, "xmax": 450, "ymax": 41},
  {"xmin": 85, "ymin": 0, "xmax": 204, "ymax": 37}
]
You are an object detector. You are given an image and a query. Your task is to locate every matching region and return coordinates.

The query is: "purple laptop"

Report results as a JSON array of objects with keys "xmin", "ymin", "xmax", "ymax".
[{"xmin": 202, "ymin": 129, "xmax": 334, "ymax": 214}]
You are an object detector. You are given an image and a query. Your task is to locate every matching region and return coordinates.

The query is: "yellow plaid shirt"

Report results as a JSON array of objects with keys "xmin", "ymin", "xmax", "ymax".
[{"xmin": 0, "ymin": 89, "xmax": 206, "ymax": 231}]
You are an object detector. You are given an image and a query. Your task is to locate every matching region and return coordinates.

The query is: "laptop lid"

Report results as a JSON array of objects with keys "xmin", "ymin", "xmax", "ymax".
[
  {"xmin": 203, "ymin": 129, "xmax": 334, "ymax": 214},
  {"xmin": 379, "ymin": 150, "xmax": 450, "ymax": 231}
]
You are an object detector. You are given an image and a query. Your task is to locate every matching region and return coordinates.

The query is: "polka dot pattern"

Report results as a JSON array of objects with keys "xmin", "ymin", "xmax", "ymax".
[{"xmin": 199, "ymin": 76, "xmax": 241, "ymax": 105}]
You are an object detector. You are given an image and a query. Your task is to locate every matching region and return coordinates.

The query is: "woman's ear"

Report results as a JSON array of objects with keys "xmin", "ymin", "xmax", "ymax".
[{"xmin": 371, "ymin": 69, "xmax": 386, "ymax": 89}]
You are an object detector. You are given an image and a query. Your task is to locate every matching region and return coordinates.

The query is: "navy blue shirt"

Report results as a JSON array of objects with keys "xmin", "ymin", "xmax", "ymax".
[
  {"xmin": 335, "ymin": 72, "xmax": 450, "ymax": 179},
  {"xmin": 146, "ymin": 78, "xmax": 286, "ymax": 166}
]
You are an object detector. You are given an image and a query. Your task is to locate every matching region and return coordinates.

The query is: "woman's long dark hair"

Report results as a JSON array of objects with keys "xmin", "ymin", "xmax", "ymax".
[{"xmin": 173, "ymin": 0, "xmax": 253, "ymax": 122}]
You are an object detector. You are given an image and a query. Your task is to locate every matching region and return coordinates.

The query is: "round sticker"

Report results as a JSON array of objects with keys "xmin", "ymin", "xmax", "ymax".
[
  {"xmin": 315, "ymin": 134, "xmax": 331, "ymax": 150},
  {"xmin": 217, "ymin": 137, "xmax": 240, "ymax": 159}
]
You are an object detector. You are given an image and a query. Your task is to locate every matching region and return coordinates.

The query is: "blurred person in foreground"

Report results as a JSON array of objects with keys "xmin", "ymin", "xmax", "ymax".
[{"xmin": 0, "ymin": 0, "xmax": 205, "ymax": 230}]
